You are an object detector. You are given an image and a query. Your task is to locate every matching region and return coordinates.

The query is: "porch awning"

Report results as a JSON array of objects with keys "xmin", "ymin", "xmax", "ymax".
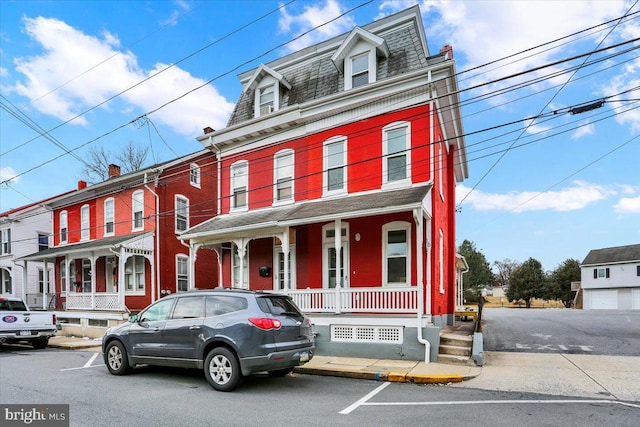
[
  {"xmin": 19, "ymin": 232, "xmax": 154, "ymax": 262},
  {"xmin": 181, "ymin": 184, "xmax": 432, "ymax": 242}
]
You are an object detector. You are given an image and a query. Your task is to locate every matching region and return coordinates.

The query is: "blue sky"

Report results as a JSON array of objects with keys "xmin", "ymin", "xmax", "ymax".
[{"xmin": 1, "ymin": 0, "xmax": 639, "ymax": 272}]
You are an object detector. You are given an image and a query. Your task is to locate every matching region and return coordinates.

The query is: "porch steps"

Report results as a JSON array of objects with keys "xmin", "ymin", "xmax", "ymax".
[{"xmin": 438, "ymin": 332, "xmax": 474, "ymax": 366}]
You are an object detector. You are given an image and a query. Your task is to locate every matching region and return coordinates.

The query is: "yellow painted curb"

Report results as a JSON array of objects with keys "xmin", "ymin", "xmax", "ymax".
[
  {"xmin": 407, "ymin": 374, "xmax": 464, "ymax": 384},
  {"xmin": 387, "ymin": 372, "xmax": 407, "ymax": 382}
]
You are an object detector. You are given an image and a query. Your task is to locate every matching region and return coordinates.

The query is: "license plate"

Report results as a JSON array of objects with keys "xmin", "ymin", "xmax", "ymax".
[
  {"xmin": 300, "ymin": 352, "xmax": 309, "ymax": 362},
  {"xmin": 19, "ymin": 330, "xmax": 32, "ymax": 336}
]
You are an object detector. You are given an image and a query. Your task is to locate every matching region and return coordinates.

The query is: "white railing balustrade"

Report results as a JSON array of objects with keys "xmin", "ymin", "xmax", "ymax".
[
  {"xmin": 277, "ymin": 286, "xmax": 418, "ymax": 314},
  {"xmin": 65, "ymin": 293, "xmax": 121, "ymax": 311}
]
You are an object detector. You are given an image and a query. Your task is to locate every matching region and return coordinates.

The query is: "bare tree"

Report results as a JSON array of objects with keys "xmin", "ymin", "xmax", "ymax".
[
  {"xmin": 81, "ymin": 141, "xmax": 149, "ymax": 184},
  {"xmin": 494, "ymin": 258, "xmax": 520, "ymax": 288}
]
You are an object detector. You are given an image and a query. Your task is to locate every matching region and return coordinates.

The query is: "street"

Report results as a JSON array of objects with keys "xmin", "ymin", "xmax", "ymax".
[
  {"xmin": 1, "ymin": 344, "xmax": 638, "ymax": 427},
  {"xmin": 482, "ymin": 308, "xmax": 640, "ymax": 355}
]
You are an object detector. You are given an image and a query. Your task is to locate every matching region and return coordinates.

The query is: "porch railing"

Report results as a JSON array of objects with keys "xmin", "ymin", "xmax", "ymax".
[
  {"xmin": 278, "ymin": 286, "xmax": 419, "ymax": 314},
  {"xmin": 65, "ymin": 293, "xmax": 122, "ymax": 311}
]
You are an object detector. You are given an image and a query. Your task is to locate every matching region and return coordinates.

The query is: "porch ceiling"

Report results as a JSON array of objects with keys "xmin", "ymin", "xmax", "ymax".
[
  {"xmin": 19, "ymin": 232, "xmax": 153, "ymax": 262},
  {"xmin": 182, "ymin": 184, "xmax": 432, "ymax": 243}
]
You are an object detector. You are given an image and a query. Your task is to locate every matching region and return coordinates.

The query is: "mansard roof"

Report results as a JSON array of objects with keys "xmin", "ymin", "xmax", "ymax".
[{"xmin": 226, "ymin": 5, "xmax": 434, "ymax": 127}]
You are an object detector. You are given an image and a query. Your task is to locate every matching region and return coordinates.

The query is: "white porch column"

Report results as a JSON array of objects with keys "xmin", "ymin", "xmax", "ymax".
[
  {"xmin": 334, "ymin": 219, "xmax": 341, "ymax": 290},
  {"xmin": 212, "ymin": 245, "xmax": 223, "ymax": 288},
  {"xmin": 233, "ymin": 239, "xmax": 248, "ymax": 289},
  {"xmin": 188, "ymin": 244, "xmax": 202, "ymax": 290},
  {"xmin": 118, "ymin": 248, "xmax": 126, "ymax": 308},
  {"xmin": 414, "ymin": 209, "xmax": 424, "ymax": 315},
  {"xmin": 21, "ymin": 261, "xmax": 28, "ymax": 301},
  {"xmin": 282, "ymin": 227, "xmax": 290, "ymax": 291},
  {"xmin": 90, "ymin": 256, "xmax": 96, "ymax": 309},
  {"xmin": 42, "ymin": 260, "xmax": 49, "ymax": 310}
]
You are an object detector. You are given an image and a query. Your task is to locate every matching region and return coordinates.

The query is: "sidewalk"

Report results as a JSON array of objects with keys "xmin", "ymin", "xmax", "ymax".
[{"xmin": 48, "ymin": 335, "xmax": 481, "ymax": 385}]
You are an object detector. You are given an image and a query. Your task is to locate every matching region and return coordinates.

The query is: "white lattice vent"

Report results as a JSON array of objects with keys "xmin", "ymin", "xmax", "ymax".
[{"xmin": 331, "ymin": 325, "xmax": 403, "ymax": 344}]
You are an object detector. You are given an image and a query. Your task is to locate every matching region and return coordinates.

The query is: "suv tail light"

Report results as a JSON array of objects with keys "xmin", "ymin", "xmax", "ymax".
[
  {"xmin": 52, "ymin": 314, "xmax": 57, "ymax": 325},
  {"xmin": 249, "ymin": 317, "xmax": 281, "ymax": 330}
]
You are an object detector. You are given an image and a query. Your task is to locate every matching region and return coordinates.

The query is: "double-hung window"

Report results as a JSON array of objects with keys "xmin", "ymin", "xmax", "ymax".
[
  {"xmin": 175, "ymin": 196, "xmax": 189, "ymax": 232},
  {"xmin": 231, "ymin": 161, "xmax": 248, "ymax": 210},
  {"xmin": 59, "ymin": 211, "xmax": 68, "ymax": 244},
  {"xmin": 383, "ymin": 122, "xmax": 411, "ymax": 185},
  {"xmin": 80, "ymin": 204, "xmax": 90, "ymax": 241},
  {"xmin": 351, "ymin": 53, "xmax": 369, "ymax": 88},
  {"xmin": 125, "ymin": 255, "xmax": 145, "ymax": 293},
  {"xmin": 104, "ymin": 198, "xmax": 115, "ymax": 236},
  {"xmin": 324, "ymin": 137, "xmax": 346, "ymax": 194},
  {"xmin": 38, "ymin": 233, "xmax": 48, "ymax": 251},
  {"xmin": 258, "ymin": 84, "xmax": 275, "ymax": 116},
  {"xmin": 132, "ymin": 190, "xmax": 144, "ymax": 230},
  {"xmin": 383, "ymin": 222, "xmax": 411, "ymax": 286},
  {"xmin": 190, "ymin": 163, "xmax": 201, "ymax": 188},
  {"xmin": 0, "ymin": 228, "xmax": 11, "ymax": 255},
  {"xmin": 232, "ymin": 243, "xmax": 249, "ymax": 289},
  {"xmin": 176, "ymin": 255, "xmax": 189, "ymax": 292},
  {"xmin": 274, "ymin": 150, "xmax": 294, "ymax": 203}
]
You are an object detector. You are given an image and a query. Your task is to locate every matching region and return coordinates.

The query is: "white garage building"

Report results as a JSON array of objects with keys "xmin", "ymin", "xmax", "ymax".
[{"xmin": 580, "ymin": 244, "xmax": 640, "ymax": 310}]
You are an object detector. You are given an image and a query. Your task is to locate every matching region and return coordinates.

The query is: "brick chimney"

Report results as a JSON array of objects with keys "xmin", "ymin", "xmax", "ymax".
[
  {"xmin": 77, "ymin": 180, "xmax": 87, "ymax": 190},
  {"xmin": 108, "ymin": 164, "xmax": 121, "ymax": 179},
  {"xmin": 440, "ymin": 44, "xmax": 453, "ymax": 60},
  {"xmin": 203, "ymin": 126, "xmax": 215, "ymax": 134}
]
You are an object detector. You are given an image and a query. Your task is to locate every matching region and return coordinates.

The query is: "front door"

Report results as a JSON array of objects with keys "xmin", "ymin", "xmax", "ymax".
[
  {"xmin": 274, "ymin": 247, "xmax": 296, "ymax": 290},
  {"xmin": 323, "ymin": 244, "xmax": 350, "ymax": 310}
]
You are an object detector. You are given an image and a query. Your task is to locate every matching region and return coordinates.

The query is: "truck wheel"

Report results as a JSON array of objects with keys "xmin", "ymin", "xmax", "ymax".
[
  {"xmin": 32, "ymin": 338, "xmax": 49, "ymax": 349},
  {"xmin": 105, "ymin": 341, "xmax": 131, "ymax": 375},
  {"xmin": 204, "ymin": 347, "xmax": 241, "ymax": 392}
]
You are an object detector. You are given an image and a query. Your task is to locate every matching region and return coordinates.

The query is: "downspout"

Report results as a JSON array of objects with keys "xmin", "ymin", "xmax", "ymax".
[
  {"xmin": 144, "ymin": 172, "xmax": 160, "ymax": 303},
  {"xmin": 414, "ymin": 208, "xmax": 429, "ymax": 363}
]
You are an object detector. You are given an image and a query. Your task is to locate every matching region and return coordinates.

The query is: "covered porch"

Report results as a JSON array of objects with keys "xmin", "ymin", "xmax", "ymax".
[{"xmin": 19, "ymin": 233, "xmax": 154, "ymax": 312}]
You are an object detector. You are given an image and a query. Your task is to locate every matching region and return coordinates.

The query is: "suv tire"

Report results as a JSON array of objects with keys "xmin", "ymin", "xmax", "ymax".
[
  {"xmin": 106, "ymin": 341, "xmax": 131, "ymax": 375},
  {"xmin": 205, "ymin": 347, "xmax": 241, "ymax": 392}
]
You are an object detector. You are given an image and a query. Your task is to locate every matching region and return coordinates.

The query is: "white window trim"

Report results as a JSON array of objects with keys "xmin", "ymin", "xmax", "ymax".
[
  {"xmin": 132, "ymin": 190, "xmax": 144, "ymax": 232},
  {"xmin": 59, "ymin": 211, "xmax": 68, "ymax": 244},
  {"xmin": 175, "ymin": 195, "xmax": 189, "ymax": 233},
  {"xmin": 125, "ymin": 255, "xmax": 145, "ymax": 295},
  {"xmin": 439, "ymin": 142, "xmax": 445, "ymax": 202},
  {"xmin": 0, "ymin": 228, "xmax": 11, "ymax": 255},
  {"xmin": 176, "ymin": 254, "xmax": 189, "ymax": 292},
  {"xmin": 382, "ymin": 221, "xmax": 411, "ymax": 287},
  {"xmin": 230, "ymin": 160, "xmax": 249, "ymax": 212},
  {"xmin": 439, "ymin": 229, "xmax": 445, "ymax": 294},
  {"xmin": 254, "ymin": 80, "xmax": 279, "ymax": 118},
  {"xmin": 344, "ymin": 48, "xmax": 376, "ymax": 90},
  {"xmin": 382, "ymin": 121, "xmax": 412, "ymax": 189},
  {"xmin": 80, "ymin": 204, "xmax": 90, "ymax": 241},
  {"xmin": 323, "ymin": 136, "xmax": 348, "ymax": 197},
  {"xmin": 231, "ymin": 243, "xmax": 249, "ymax": 289},
  {"xmin": 273, "ymin": 149, "xmax": 295, "ymax": 206},
  {"xmin": 190, "ymin": 163, "xmax": 201, "ymax": 188},
  {"xmin": 104, "ymin": 198, "xmax": 115, "ymax": 237}
]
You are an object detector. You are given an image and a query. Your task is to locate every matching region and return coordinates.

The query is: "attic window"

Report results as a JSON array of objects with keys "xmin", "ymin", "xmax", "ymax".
[
  {"xmin": 351, "ymin": 53, "xmax": 369, "ymax": 88},
  {"xmin": 259, "ymin": 85, "xmax": 275, "ymax": 115}
]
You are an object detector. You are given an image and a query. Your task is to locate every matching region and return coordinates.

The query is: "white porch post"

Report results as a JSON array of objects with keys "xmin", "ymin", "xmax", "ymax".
[
  {"xmin": 64, "ymin": 257, "xmax": 69, "ymax": 298},
  {"xmin": 90, "ymin": 256, "xmax": 96, "ymax": 309},
  {"xmin": 188, "ymin": 243, "xmax": 201, "ymax": 290},
  {"xmin": 415, "ymin": 209, "xmax": 424, "ymax": 315},
  {"xmin": 118, "ymin": 248, "xmax": 126, "ymax": 309},
  {"xmin": 234, "ymin": 239, "xmax": 248, "ymax": 289},
  {"xmin": 21, "ymin": 261, "xmax": 28, "ymax": 301},
  {"xmin": 212, "ymin": 245, "xmax": 223, "ymax": 288},
  {"xmin": 282, "ymin": 227, "xmax": 290, "ymax": 291},
  {"xmin": 334, "ymin": 219, "xmax": 342, "ymax": 314},
  {"xmin": 42, "ymin": 260, "xmax": 48, "ymax": 310}
]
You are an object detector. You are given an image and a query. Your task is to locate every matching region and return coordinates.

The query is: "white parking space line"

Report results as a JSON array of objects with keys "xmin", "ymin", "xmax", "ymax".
[
  {"xmin": 359, "ymin": 399, "xmax": 640, "ymax": 410},
  {"xmin": 339, "ymin": 382, "xmax": 390, "ymax": 415},
  {"xmin": 60, "ymin": 352, "xmax": 103, "ymax": 371}
]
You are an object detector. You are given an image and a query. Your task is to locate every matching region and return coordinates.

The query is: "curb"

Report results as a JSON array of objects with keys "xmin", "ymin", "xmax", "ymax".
[{"xmin": 293, "ymin": 367, "xmax": 474, "ymax": 384}]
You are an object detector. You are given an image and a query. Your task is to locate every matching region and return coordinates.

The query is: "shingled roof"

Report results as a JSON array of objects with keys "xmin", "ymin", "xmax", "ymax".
[{"xmin": 581, "ymin": 244, "xmax": 640, "ymax": 266}]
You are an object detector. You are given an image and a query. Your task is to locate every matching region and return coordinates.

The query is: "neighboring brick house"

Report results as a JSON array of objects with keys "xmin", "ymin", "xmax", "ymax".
[
  {"xmin": 180, "ymin": 6, "xmax": 468, "ymax": 361},
  {"xmin": 580, "ymin": 244, "xmax": 640, "ymax": 310},
  {"xmin": 0, "ymin": 192, "xmax": 73, "ymax": 307},
  {"xmin": 20, "ymin": 150, "xmax": 220, "ymax": 321}
]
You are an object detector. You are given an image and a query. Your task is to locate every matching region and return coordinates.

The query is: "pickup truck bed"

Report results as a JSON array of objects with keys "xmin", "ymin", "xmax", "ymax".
[{"xmin": 0, "ymin": 296, "xmax": 57, "ymax": 349}]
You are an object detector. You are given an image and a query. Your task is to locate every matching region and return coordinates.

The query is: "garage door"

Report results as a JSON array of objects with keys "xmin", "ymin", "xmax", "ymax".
[
  {"xmin": 633, "ymin": 289, "xmax": 640, "ymax": 310},
  {"xmin": 589, "ymin": 289, "xmax": 618, "ymax": 309}
]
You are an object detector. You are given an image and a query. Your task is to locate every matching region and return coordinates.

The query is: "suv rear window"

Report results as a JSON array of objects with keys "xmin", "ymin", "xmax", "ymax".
[
  {"xmin": 206, "ymin": 296, "xmax": 248, "ymax": 316},
  {"xmin": 257, "ymin": 296, "xmax": 302, "ymax": 316}
]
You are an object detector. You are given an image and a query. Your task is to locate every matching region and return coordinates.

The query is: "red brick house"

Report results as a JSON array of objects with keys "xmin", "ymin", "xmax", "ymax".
[
  {"xmin": 20, "ymin": 150, "xmax": 219, "ymax": 325},
  {"xmin": 180, "ymin": 6, "xmax": 468, "ymax": 361}
]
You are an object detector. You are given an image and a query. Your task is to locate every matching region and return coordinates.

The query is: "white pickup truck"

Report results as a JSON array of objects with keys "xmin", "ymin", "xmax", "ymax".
[{"xmin": 0, "ymin": 296, "xmax": 57, "ymax": 349}]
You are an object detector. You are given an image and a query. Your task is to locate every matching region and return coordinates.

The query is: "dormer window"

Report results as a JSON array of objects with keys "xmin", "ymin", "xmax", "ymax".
[
  {"xmin": 246, "ymin": 64, "xmax": 291, "ymax": 119},
  {"xmin": 351, "ymin": 53, "xmax": 369, "ymax": 88}
]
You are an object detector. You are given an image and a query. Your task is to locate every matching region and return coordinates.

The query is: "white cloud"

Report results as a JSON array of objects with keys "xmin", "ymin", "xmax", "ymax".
[
  {"xmin": 456, "ymin": 180, "xmax": 616, "ymax": 212},
  {"xmin": 614, "ymin": 195, "xmax": 640, "ymax": 213},
  {"xmin": 523, "ymin": 119, "xmax": 552, "ymax": 135},
  {"xmin": 8, "ymin": 16, "xmax": 233, "ymax": 136},
  {"xmin": 0, "ymin": 166, "xmax": 19, "ymax": 185},
  {"xmin": 571, "ymin": 121, "xmax": 595, "ymax": 139},
  {"xmin": 278, "ymin": 0, "xmax": 356, "ymax": 52}
]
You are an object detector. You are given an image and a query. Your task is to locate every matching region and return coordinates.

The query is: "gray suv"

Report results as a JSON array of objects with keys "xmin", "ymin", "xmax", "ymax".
[{"xmin": 102, "ymin": 288, "xmax": 314, "ymax": 391}]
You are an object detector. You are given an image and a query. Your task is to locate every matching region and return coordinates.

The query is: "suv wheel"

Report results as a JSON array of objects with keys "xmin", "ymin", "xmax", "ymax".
[
  {"xmin": 106, "ymin": 341, "xmax": 131, "ymax": 375},
  {"xmin": 204, "ymin": 347, "xmax": 241, "ymax": 392}
]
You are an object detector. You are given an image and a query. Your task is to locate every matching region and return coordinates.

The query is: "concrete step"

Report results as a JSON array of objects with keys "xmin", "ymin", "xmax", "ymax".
[
  {"xmin": 439, "ymin": 344, "xmax": 471, "ymax": 357},
  {"xmin": 440, "ymin": 333, "xmax": 472, "ymax": 348},
  {"xmin": 437, "ymin": 353, "xmax": 473, "ymax": 366}
]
